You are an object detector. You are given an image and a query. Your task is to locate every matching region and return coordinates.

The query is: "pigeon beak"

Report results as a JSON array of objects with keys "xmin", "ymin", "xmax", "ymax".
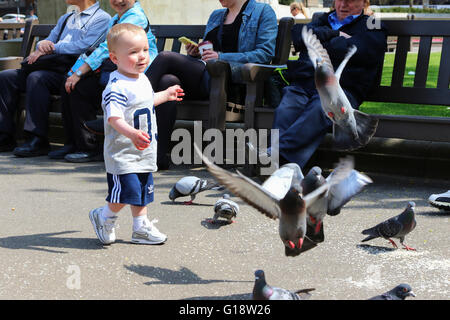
[
  {"xmin": 408, "ymin": 291, "xmax": 416, "ymax": 297},
  {"xmin": 287, "ymin": 240, "xmax": 295, "ymax": 249},
  {"xmin": 314, "ymin": 220, "xmax": 322, "ymax": 234},
  {"xmin": 298, "ymin": 238, "xmax": 303, "ymax": 249}
]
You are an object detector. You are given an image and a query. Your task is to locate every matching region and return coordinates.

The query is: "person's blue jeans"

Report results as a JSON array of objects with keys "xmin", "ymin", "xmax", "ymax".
[{"xmin": 272, "ymin": 84, "xmax": 332, "ymax": 169}]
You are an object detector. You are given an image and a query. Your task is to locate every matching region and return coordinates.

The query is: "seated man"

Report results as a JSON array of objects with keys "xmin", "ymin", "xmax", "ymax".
[
  {"xmin": 0, "ymin": 0, "xmax": 110, "ymax": 156},
  {"xmin": 273, "ymin": 0, "xmax": 386, "ymax": 168}
]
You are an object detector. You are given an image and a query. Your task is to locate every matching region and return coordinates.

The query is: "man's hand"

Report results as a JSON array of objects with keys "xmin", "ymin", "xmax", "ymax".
[
  {"xmin": 37, "ymin": 40, "xmax": 55, "ymax": 55},
  {"xmin": 26, "ymin": 50, "xmax": 45, "ymax": 64}
]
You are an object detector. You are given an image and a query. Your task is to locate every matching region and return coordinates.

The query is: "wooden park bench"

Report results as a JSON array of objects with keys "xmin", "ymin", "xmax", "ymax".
[{"xmin": 11, "ymin": 17, "xmax": 294, "ymax": 141}]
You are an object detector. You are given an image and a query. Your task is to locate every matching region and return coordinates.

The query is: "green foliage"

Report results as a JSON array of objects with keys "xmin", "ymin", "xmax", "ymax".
[
  {"xmin": 378, "ymin": 7, "xmax": 450, "ymax": 13},
  {"xmin": 279, "ymin": 0, "xmax": 294, "ymax": 5}
]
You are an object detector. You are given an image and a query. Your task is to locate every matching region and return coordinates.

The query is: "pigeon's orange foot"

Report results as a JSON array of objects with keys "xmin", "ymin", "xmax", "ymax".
[
  {"xmin": 402, "ymin": 244, "xmax": 416, "ymax": 251},
  {"xmin": 388, "ymin": 238, "xmax": 398, "ymax": 248},
  {"xmin": 183, "ymin": 200, "xmax": 193, "ymax": 205}
]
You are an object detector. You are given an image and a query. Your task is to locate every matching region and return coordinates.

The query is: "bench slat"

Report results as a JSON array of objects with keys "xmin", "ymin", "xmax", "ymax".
[
  {"xmin": 391, "ymin": 36, "xmax": 409, "ymax": 87},
  {"xmin": 437, "ymin": 36, "xmax": 450, "ymax": 89},
  {"xmin": 414, "ymin": 36, "xmax": 432, "ymax": 88},
  {"xmin": 367, "ymin": 86, "xmax": 449, "ymax": 105}
]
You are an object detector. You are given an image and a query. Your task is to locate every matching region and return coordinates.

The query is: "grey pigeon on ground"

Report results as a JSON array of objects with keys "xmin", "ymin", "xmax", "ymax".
[
  {"xmin": 169, "ymin": 176, "xmax": 220, "ymax": 205},
  {"xmin": 302, "ymin": 26, "xmax": 378, "ymax": 151},
  {"xmin": 195, "ymin": 143, "xmax": 354, "ymax": 257},
  {"xmin": 252, "ymin": 269, "xmax": 315, "ymax": 300},
  {"xmin": 361, "ymin": 201, "xmax": 417, "ymax": 251},
  {"xmin": 208, "ymin": 194, "xmax": 239, "ymax": 224},
  {"xmin": 368, "ymin": 284, "xmax": 416, "ymax": 300}
]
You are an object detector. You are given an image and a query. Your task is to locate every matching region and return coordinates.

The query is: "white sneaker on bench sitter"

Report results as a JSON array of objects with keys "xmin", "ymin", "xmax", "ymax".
[{"xmin": 428, "ymin": 190, "xmax": 450, "ymax": 211}]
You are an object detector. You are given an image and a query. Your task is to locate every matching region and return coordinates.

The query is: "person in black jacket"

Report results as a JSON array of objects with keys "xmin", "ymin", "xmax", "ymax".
[{"xmin": 272, "ymin": 0, "xmax": 387, "ymax": 169}]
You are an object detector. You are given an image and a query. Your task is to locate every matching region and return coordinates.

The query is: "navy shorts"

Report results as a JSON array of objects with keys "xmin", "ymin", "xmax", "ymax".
[{"xmin": 106, "ymin": 172, "xmax": 154, "ymax": 206}]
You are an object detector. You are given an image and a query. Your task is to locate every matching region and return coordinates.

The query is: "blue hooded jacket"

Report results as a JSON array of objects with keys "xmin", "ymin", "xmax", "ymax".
[
  {"xmin": 204, "ymin": 0, "xmax": 278, "ymax": 64},
  {"xmin": 288, "ymin": 11, "xmax": 387, "ymax": 104}
]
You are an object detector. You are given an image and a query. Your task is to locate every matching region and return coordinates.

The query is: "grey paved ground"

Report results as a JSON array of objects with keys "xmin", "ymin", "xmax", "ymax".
[{"xmin": 0, "ymin": 152, "xmax": 448, "ymax": 300}]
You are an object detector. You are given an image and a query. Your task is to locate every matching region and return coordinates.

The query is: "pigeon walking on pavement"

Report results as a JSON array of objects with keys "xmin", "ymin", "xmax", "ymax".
[
  {"xmin": 194, "ymin": 143, "xmax": 354, "ymax": 257},
  {"xmin": 361, "ymin": 201, "xmax": 417, "ymax": 251},
  {"xmin": 169, "ymin": 176, "xmax": 221, "ymax": 205},
  {"xmin": 302, "ymin": 26, "xmax": 379, "ymax": 151},
  {"xmin": 208, "ymin": 194, "xmax": 239, "ymax": 224},
  {"xmin": 368, "ymin": 284, "xmax": 416, "ymax": 300},
  {"xmin": 252, "ymin": 269, "xmax": 315, "ymax": 300}
]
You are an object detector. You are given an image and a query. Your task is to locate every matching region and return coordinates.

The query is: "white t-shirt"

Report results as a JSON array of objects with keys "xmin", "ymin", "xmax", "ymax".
[{"xmin": 102, "ymin": 71, "xmax": 158, "ymax": 175}]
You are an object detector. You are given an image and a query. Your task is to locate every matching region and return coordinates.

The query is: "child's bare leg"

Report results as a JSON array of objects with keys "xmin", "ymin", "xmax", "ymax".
[
  {"xmin": 108, "ymin": 202, "xmax": 126, "ymax": 214},
  {"xmin": 130, "ymin": 205, "xmax": 147, "ymax": 217}
]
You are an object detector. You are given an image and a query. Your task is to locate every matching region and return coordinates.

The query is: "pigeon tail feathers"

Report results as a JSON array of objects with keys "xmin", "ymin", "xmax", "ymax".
[{"xmin": 354, "ymin": 110, "xmax": 379, "ymax": 146}]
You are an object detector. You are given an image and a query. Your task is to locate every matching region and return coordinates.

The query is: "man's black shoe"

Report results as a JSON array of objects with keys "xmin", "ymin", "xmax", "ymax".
[
  {"xmin": 84, "ymin": 119, "xmax": 104, "ymax": 135},
  {"xmin": 13, "ymin": 136, "xmax": 49, "ymax": 157},
  {"xmin": 48, "ymin": 144, "xmax": 76, "ymax": 159},
  {"xmin": 0, "ymin": 133, "xmax": 16, "ymax": 152},
  {"xmin": 64, "ymin": 151, "xmax": 103, "ymax": 163}
]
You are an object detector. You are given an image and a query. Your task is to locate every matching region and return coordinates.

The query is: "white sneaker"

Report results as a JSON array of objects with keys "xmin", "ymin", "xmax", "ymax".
[
  {"xmin": 428, "ymin": 190, "xmax": 450, "ymax": 211},
  {"xmin": 131, "ymin": 219, "xmax": 167, "ymax": 245},
  {"xmin": 89, "ymin": 207, "xmax": 118, "ymax": 245}
]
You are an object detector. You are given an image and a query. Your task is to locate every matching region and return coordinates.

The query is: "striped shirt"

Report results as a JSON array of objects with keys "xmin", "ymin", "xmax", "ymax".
[
  {"xmin": 40, "ymin": 2, "xmax": 110, "ymax": 55},
  {"xmin": 102, "ymin": 71, "xmax": 157, "ymax": 175}
]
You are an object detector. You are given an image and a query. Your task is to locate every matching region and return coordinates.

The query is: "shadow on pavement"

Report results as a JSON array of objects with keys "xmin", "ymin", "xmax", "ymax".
[
  {"xmin": 124, "ymin": 265, "xmax": 252, "ymax": 286},
  {"xmin": 182, "ymin": 293, "xmax": 252, "ymax": 300},
  {"xmin": 0, "ymin": 231, "xmax": 107, "ymax": 253},
  {"xmin": 356, "ymin": 244, "xmax": 397, "ymax": 255}
]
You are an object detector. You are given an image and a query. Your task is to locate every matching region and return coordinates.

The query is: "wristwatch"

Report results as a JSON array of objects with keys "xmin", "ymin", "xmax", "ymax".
[{"xmin": 75, "ymin": 70, "xmax": 83, "ymax": 77}]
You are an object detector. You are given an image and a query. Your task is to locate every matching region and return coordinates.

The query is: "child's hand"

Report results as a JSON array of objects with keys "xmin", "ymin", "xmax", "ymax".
[
  {"xmin": 132, "ymin": 130, "xmax": 151, "ymax": 150},
  {"xmin": 167, "ymin": 85, "xmax": 185, "ymax": 102}
]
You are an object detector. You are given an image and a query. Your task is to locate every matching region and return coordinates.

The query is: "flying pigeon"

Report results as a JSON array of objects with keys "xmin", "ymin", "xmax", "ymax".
[
  {"xmin": 301, "ymin": 26, "xmax": 379, "ymax": 151},
  {"xmin": 326, "ymin": 168, "xmax": 373, "ymax": 216},
  {"xmin": 194, "ymin": 143, "xmax": 354, "ymax": 257},
  {"xmin": 361, "ymin": 201, "xmax": 417, "ymax": 251},
  {"xmin": 368, "ymin": 284, "xmax": 416, "ymax": 300},
  {"xmin": 252, "ymin": 269, "xmax": 315, "ymax": 300},
  {"xmin": 169, "ymin": 176, "xmax": 220, "ymax": 205},
  {"xmin": 208, "ymin": 194, "xmax": 239, "ymax": 224},
  {"xmin": 301, "ymin": 166, "xmax": 328, "ymax": 235},
  {"xmin": 302, "ymin": 166, "xmax": 372, "ymax": 235}
]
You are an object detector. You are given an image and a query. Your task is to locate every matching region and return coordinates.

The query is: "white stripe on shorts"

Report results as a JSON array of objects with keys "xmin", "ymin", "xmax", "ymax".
[{"xmin": 111, "ymin": 174, "xmax": 122, "ymax": 203}]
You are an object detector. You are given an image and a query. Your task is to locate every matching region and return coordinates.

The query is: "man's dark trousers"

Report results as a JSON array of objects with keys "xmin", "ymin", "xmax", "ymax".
[
  {"xmin": 0, "ymin": 68, "xmax": 65, "ymax": 138},
  {"xmin": 273, "ymin": 83, "xmax": 359, "ymax": 169},
  {"xmin": 60, "ymin": 74, "xmax": 102, "ymax": 152}
]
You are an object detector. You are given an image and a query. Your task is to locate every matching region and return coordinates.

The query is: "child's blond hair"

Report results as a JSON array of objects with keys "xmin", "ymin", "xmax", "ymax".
[{"xmin": 107, "ymin": 23, "xmax": 146, "ymax": 52}]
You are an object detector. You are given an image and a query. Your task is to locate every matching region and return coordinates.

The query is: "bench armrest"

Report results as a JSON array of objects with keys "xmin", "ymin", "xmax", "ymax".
[
  {"xmin": 241, "ymin": 63, "xmax": 286, "ymax": 82},
  {"xmin": 204, "ymin": 59, "xmax": 232, "ymax": 131}
]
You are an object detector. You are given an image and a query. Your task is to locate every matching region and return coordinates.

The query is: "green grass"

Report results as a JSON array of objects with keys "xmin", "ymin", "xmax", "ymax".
[{"xmin": 360, "ymin": 51, "xmax": 450, "ymax": 117}]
